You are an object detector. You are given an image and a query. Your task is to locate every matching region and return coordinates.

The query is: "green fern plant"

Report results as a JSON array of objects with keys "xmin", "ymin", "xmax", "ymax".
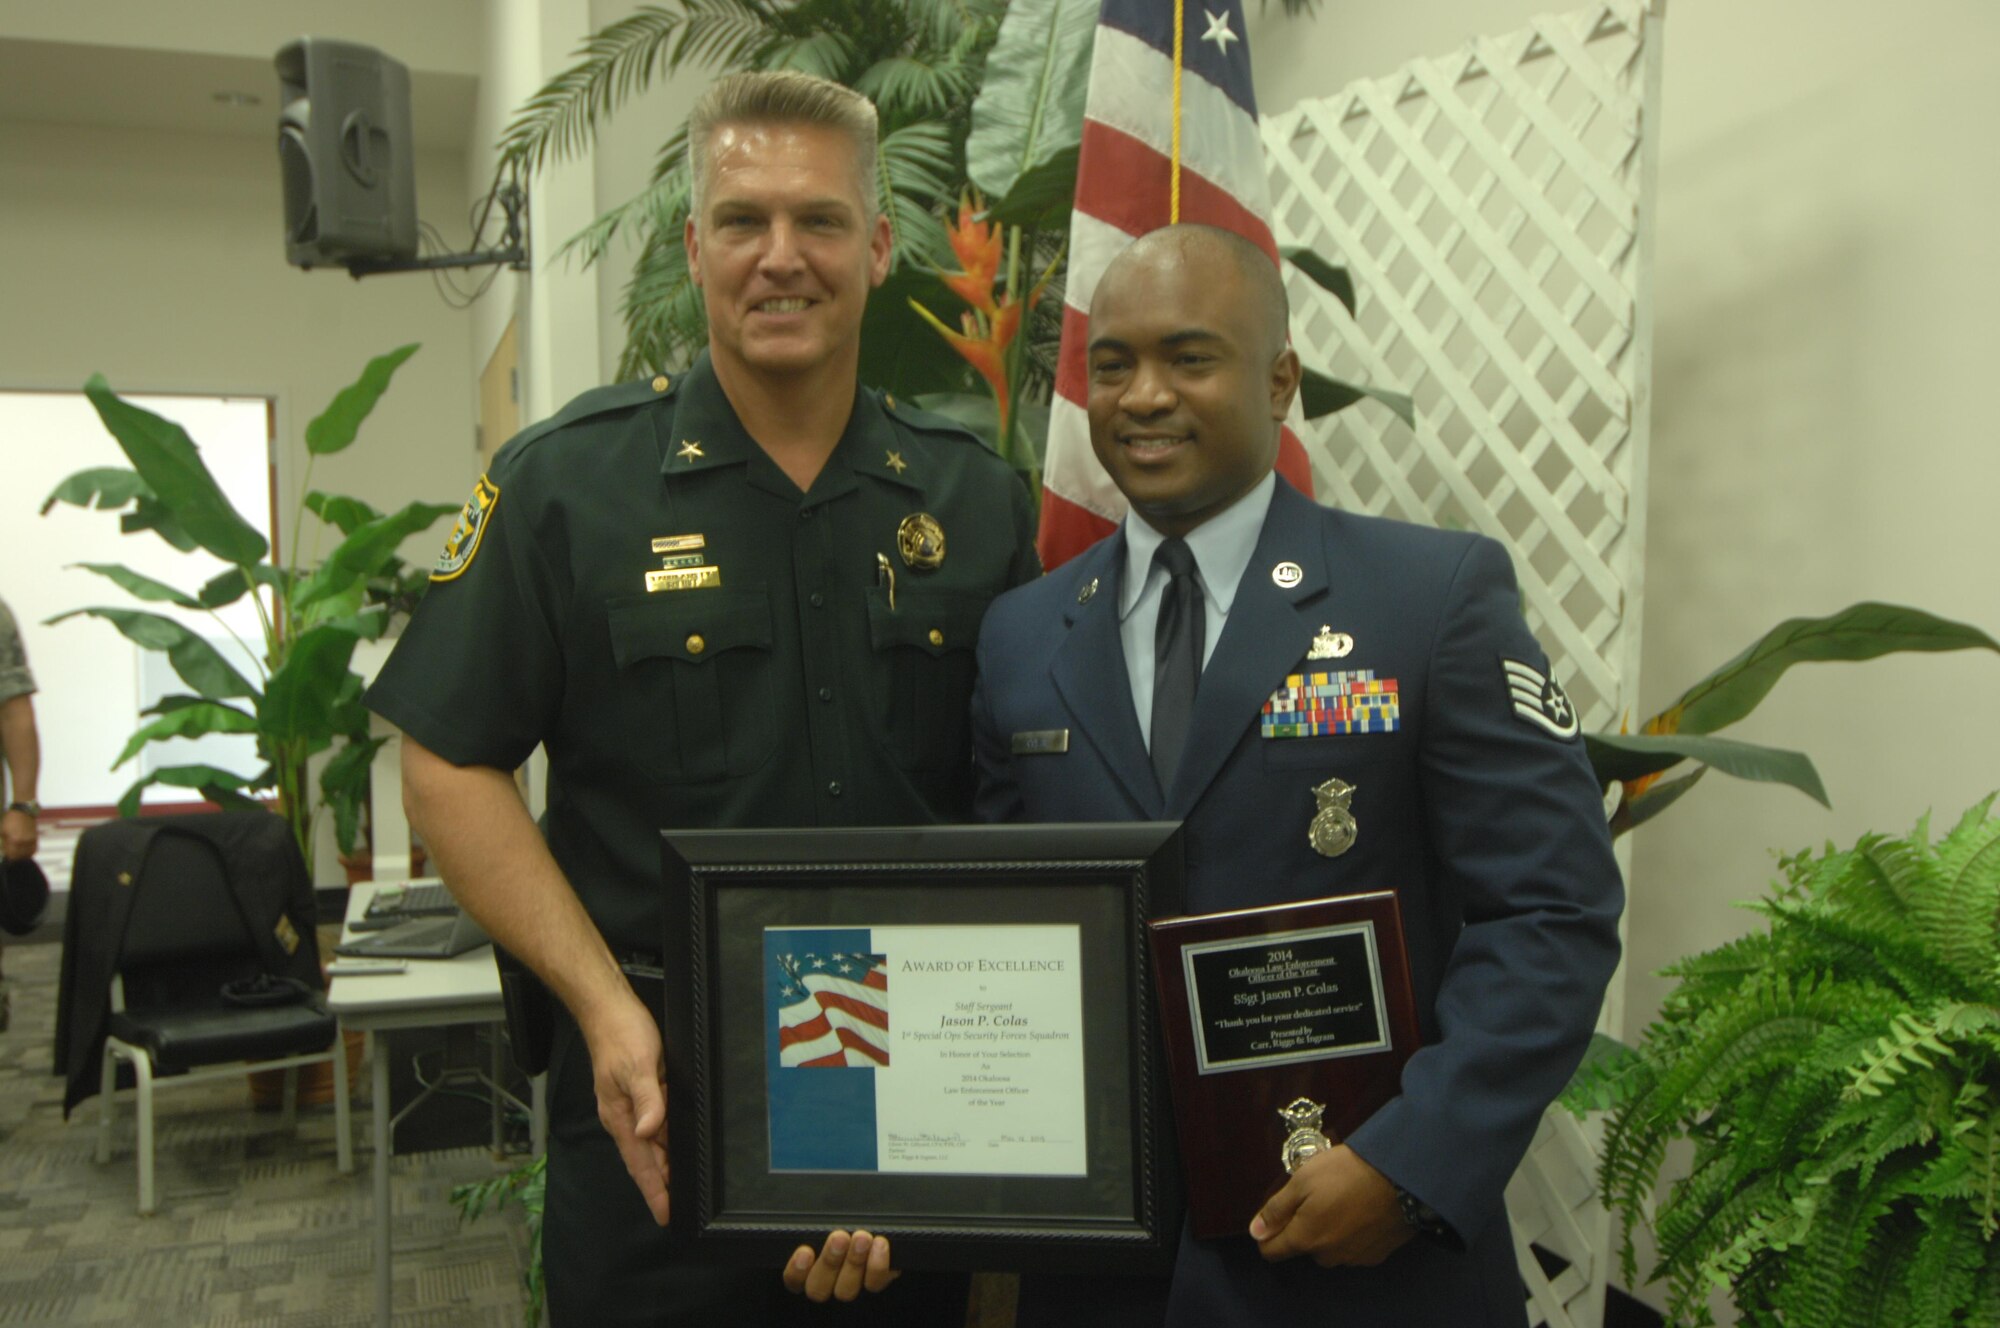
[
  {"xmin": 453, "ymin": 1153, "xmax": 547, "ymax": 1326},
  {"xmin": 1566, "ymin": 796, "xmax": 2000, "ymax": 1325}
]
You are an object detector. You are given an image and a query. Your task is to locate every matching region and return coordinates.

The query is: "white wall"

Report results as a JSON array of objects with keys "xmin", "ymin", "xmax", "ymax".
[
  {"xmin": 1249, "ymin": 0, "xmax": 2000, "ymax": 1310},
  {"xmin": 0, "ymin": 116, "xmax": 477, "ymax": 871},
  {"xmin": 467, "ymin": 0, "xmax": 605, "ymax": 427},
  {"xmin": 0, "ymin": 0, "xmax": 483, "ymax": 74}
]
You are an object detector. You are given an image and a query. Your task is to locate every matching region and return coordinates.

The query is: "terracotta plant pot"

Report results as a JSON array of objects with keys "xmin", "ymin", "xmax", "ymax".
[
  {"xmin": 334, "ymin": 845, "xmax": 429, "ymax": 885},
  {"xmin": 249, "ymin": 1028, "xmax": 367, "ymax": 1110}
]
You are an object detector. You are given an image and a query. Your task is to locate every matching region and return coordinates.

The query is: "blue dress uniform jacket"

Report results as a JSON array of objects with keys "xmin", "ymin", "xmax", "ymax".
[
  {"xmin": 368, "ymin": 352, "xmax": 1038, "ymax": 1327},
  {"xmin": 972, "ymin": 479, "xmax": 1623, "ymax": 1327}
]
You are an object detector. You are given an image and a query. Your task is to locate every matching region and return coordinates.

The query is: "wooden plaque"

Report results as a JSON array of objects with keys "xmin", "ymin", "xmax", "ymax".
[{"xmin": 1148, "ymin": 892, "xmax": 1420, "ymax": 1239}]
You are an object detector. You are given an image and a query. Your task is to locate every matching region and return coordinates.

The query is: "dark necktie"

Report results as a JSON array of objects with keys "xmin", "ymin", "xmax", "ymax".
[{"xmin": 1150, "ymin": 537, "xmax": 1204, "ymax": 790}]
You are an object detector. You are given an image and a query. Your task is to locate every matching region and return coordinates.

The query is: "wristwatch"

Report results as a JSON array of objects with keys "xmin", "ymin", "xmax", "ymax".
[
  {"xmin": 6, "ymin": 801, "xmax": 39, "ymax": 818},
  {"xmin": 1393, "ymin": 1184, "xmax": 1455, "ymax": 1245}
]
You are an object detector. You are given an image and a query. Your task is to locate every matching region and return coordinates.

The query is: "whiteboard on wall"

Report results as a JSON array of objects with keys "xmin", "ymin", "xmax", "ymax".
[{"xmin": 1, "ymin": 389, "xmax": 274, "ymax": 810}]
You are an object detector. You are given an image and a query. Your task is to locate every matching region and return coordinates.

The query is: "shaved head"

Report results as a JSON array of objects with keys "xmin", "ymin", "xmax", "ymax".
[
  {"xmin": 1083, "ymin": 223, "xmax": 1303, "ymax": 537},
  {"xmin": 1094, "ymin": 224, "xmax": 1290, "ymax": 359}
]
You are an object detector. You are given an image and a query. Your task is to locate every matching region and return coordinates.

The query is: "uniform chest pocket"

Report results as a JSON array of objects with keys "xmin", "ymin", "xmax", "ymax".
[
  {"xmin": 607, "ymin": 590, "xmax": 776, "ymax": 784},
  {"xmin": 1260, "ymin": 730, "xmax": 1404, "ymax": 771},
  {"xmin": 866, "ymin": 590, "xmax": 988, "ymax": 772}
]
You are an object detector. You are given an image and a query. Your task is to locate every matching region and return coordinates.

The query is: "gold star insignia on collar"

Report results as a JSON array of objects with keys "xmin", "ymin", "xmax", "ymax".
[
  {"xmin": 677, "ymin": 439, "xmax": 704, "ymax": 462},
  {"xmin": 885, "ymin": 450, "xmax": 908, "ymax": 475}
]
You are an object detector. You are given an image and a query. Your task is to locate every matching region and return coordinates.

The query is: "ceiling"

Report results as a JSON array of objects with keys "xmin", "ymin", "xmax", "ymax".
[{"xmin": 0, "ymin": 37, "xmax": 476, "ymax": 153}]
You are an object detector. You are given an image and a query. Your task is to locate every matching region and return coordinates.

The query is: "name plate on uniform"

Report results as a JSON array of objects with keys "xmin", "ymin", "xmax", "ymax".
[
  {"xmin": 646, "ymin": 565, "xmax": 721, "ymax": 593},
  {"xmin": 1149, "ymin": 892, "xmax": 1420, "ymax": 1239}
]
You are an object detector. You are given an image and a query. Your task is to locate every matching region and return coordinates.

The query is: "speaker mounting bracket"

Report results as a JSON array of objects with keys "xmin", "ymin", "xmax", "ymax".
[{"xmin": 342, "ymin": 182, "xmax": 530, "ymax": 279}]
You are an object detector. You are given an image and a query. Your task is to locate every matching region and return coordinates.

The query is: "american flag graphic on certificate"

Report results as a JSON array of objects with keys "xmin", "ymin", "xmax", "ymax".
[{"xmin": 775, "ymin": 950, "xmax": 890, "ymax": 1068}]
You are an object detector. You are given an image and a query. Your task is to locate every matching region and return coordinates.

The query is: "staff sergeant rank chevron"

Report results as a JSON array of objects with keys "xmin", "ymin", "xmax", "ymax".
[{"xmin": 1503, "ymin": 658, "xmax": 1580, "ymax": 740}]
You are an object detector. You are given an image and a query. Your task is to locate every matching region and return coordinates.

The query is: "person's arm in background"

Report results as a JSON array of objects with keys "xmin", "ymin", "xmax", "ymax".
[
  {"xmin": 0, "ymin": 693, "xmax": 39, "ymax": 861},
  {"xmin": 401, "ymin": 736, "xmax": 669, "ymax": 1224}
]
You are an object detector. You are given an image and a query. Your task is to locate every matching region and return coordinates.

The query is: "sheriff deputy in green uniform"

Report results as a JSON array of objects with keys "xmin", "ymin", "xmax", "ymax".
[{"xmin": 367, "ymin": 71, "xmax": 1038, "ymax": 1327}]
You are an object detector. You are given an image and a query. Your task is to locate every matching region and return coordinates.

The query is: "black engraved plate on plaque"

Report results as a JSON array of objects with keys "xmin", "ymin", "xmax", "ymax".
[{"xmin": 1183, "ymin": 924, "xmax": 1388, "ymax": 1072}]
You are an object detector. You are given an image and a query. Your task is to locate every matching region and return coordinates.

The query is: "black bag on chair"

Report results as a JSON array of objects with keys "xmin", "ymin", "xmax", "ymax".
[{"xmin": 54, "ymin": 811, "xmax": 324, "ymax": 1113}]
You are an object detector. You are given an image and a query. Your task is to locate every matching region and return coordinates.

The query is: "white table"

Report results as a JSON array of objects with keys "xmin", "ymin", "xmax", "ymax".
[{"xmin": 329, "ymin": 880, "xmax": 547, "ymax": 1328}]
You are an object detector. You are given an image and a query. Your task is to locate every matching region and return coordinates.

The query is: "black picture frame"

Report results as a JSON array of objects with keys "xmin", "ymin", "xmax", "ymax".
[{"xmin": 661, "ymin": 822, "xmax": 1185, "ymax": 1274}]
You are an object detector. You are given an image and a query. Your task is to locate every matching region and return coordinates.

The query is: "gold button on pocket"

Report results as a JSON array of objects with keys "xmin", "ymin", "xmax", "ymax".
[
  {"xmin": 928, "ymin": 628, "xmax": 944, "ymax": 646},
  {"xmin": 686, "ymin": 634, "xmax": 705, "ymax": 655},
  {"xmin": 652, "ymin": 374, "xmax": 671, "ymax": 392}
]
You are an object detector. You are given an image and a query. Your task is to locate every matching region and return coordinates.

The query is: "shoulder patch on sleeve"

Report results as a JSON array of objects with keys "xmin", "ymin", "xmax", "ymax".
[
  {"xmin": 431, "ymin": 474, "xmax": 501, "ymax": 582},
  {"xmin": 1502, "ymin": 658, "xmax": 1579, "ymax": 739}
]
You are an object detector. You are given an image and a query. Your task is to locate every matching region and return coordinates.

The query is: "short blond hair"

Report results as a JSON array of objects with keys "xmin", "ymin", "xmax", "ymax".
[{"xmin": 687, "ymin": 71, "xmax": 879, "ymax": 220}]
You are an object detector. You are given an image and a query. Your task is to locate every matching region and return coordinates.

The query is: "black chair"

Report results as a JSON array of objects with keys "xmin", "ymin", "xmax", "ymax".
[{"xmin": 58, "ymin": 813, "xmax": 353, "ymax": 1213}]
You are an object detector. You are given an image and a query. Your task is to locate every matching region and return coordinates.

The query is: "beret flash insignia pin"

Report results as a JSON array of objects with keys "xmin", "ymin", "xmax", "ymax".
[{"xmin": 1309, "ymin": 777, "xmax": 1358, "ymax": 858}]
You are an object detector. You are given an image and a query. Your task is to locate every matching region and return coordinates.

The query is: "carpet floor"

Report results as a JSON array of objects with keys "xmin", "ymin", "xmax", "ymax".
[{"xmin": 0, "ymin": 942, "xmax": 535, "ymax": 1327}]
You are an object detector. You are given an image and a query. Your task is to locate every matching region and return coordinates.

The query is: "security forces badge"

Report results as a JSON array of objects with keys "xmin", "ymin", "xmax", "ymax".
[
  {"xmin": 432, "ymin": 474, "xmax": 500, "ymax": 582},
  {"xmin": 1503, "ymin": 658, "xmax": 1580, "ymax": 739}
]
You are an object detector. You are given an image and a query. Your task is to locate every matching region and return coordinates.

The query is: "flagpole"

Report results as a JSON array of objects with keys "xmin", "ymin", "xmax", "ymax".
[{"xmin": 1170, "ymin": 0, "xmax": 1184, "ymax": 223}]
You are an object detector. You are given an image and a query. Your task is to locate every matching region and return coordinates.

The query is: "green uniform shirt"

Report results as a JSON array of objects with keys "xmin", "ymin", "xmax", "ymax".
[{"xmin": 366, "ymin": 352, "xmax": 1040, "ymax": 952}]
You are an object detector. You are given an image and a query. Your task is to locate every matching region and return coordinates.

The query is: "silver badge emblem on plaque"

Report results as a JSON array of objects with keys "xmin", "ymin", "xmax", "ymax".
[{"xmin": 1279, "ymin": 1097, "xmax": 1333, "ymax": 1174}]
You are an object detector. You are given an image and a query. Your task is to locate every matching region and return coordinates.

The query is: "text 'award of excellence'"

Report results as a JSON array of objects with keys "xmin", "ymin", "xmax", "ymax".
[{"xmin": 1148, "ymin": 891, "xmax": 1420, "ymax": 1239}]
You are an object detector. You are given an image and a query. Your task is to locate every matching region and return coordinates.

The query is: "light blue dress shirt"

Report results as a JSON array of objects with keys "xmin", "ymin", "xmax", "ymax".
[{"xmin": 1117, "ymin": 472, "xmax": 1278, "ymax": 753}]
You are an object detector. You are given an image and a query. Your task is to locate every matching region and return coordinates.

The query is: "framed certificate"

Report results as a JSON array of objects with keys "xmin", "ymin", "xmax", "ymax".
[{"xmin": 660, "ymin": 822, "xmax": 1185, "ymax": 1273}]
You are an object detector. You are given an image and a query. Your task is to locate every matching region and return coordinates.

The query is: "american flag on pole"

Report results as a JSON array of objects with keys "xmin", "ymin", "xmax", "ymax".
[
  {"xmin": 1037, "ymin": 0, "xmax": 1315, "ymax": 571},
  {"xmin": 775, "ymin": 951, "xmax": 891, "ymax": 1068}
]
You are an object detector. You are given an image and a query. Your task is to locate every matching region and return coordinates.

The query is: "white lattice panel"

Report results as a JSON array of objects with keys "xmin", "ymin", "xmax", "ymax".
[
  {"xmin": 1262, "ymin": 5, "xmax": 1665, "ymax": 1325},
  {"xmin": 1266, "ymin": 1, "xmax": 1658, "ymax": 737}
]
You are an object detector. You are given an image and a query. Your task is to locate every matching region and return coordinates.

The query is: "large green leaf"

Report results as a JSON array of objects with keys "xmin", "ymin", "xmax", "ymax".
[
  {"xmin": 1585, "ymin": 732, "xmax": 1829, "ymax": 808},
  {"xmin": 860, "ymin": 265, "xmax": 981, "ymax": 400},
  {"xmin": 196, "ymin": 567, "xmax": 255, "ymax": 610},
  {"xmin": 990, "ymin": 146, "xmax": 1078, "ymax": 230},
  {"xmin": 112, "ymin": 700, "xmax": 260, "ymax": 768},
  {"xmin": 909, "ymin": 392, "xmax": 1052, "ymax": 473},
  {"xmin": 319, "ymin": 735, "xmax": 389, "ymax": 854},
  {"xmin": 1654, "ymin": 603, "xmax": 2000, "ymax": 737},
  {"xmin": 304, "ymin": 343, "xmax": 420, "ymax": 456},
  {"xmin": 292, "ymin": 501, "xmax": 459, "ymax": 612},
  {"xmin": 1608, "ymin": 767, "xmax": 1707, "ymax": 839},
  {"xmin": 47, "ymin": 606, "xmax": 258, "ymax": 700},
  {"xmin": 83, "ymin": 375, "xmax": 269, "ymax": 564},
  {"xmin": 1283, "ymin": 247, "xmax": 1357, "ymax": 316},
  {"xmin": 258, "ymin": 625, "xmax": 363, "ymax": 742},
  {"xmin": 120, "ymin": 496, "xmax": 200, "ymax": 552},
  {"xmin": 40, "ymin": 466, "xmax": 153, "ymax": 515},
  {"xmin": 1298, "ymin": 363, "xmax": 1416, "ymax": 427},
  {"xmin": 115, "ymin": 764, "xmax": 268, "ymax": 819},
  {"xmin": 68, "ymin": 562, "xmax": 200, "ymax": 609},
  {"xmin": 305, "ymin": 491, "xmax": 384, "ymax": 536},
  {"xmin": 966, "ymin": 0, "xmax": 1094, "ymax": 218}
]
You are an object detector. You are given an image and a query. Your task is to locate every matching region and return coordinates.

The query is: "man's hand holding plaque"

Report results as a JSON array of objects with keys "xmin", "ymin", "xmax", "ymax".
[{"xmin": 1249, "ymin": 1145, "xmax": 1414, "ymax": 1268}]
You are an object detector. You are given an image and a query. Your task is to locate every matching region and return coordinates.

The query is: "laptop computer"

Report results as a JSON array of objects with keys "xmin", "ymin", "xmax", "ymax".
[{"xmin": 335, "ymin": 906, "xmax": 492, "ymax": 959}]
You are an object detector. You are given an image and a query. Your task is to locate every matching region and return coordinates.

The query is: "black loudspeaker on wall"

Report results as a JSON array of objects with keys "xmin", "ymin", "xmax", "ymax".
[{"xmin": 276, "ymin": 38, "xmax": 418, "ymax": 269}]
